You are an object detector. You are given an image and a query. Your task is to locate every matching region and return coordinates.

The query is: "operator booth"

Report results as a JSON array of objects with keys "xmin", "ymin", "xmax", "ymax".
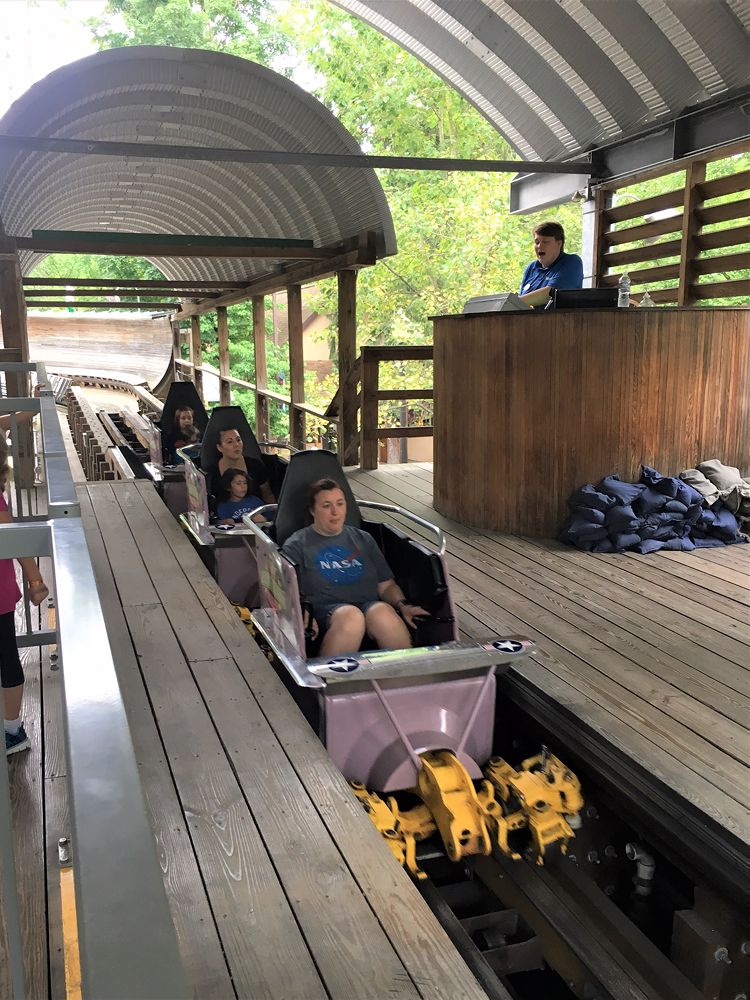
[{"xmin": 432, "ymin": 303, "xmax": 750, "ymax": 537}]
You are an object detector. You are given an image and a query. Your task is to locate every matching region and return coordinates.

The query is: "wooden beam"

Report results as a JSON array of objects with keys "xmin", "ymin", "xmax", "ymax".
[
  {"xmin": 0, "ymin": 235, "xmax": 33, "ymax": 485},
  {"xmin": 0, "ymin": 238, "xmax": 29, "ymax": 357},
  {"xmin": 252, "ymin": 297, "xmax": 269, "ymax": 441},
  {"xmin": 602, "ymin": 188, "xmax": 684, "ymax": 224},
  {"xmin": 600, "ymin": 263, "xmax": 680, "ymax": 286},
  {"xmin": 0, "ymin": 133, "xmax": 593, "ymax": 175},
  {"xmin": 602, "ymin": 239, "xmax": 682, "ymax": 268},
  {"xmin": 693, "ymin": 251, "xmax": 750, "ymax": 275},
  {"xmin": 287, "ymin": 285, "xmax": 305, "ymax": 451},
  {"xmin": 603, "ymin": 213, "xmax": 683, "ymax": 247},
  {"xmin": 25, "ymin": 301, "xmax": 178, "ymax": 310},
  {"xmin": 174, "ymin": 240, "xmax": 377, "ymax": 319},
  {"xmin": 337, "ymin": 270, "xmax": 358, "ymax": 466},
  {"xmin": 23, "ymin": 278, "xmax": 243, "ymax": 289},
  {"xmin": 190, "ymin": 316, "xmax": 203, "ymax": 402},
  {"xmin": 217, "ymin": 306, "xmax": 230, "ymax": 406},
  {"xmin": 690, "ymin": 278, "xmax": 750, "ymax": 299},
  {"xmin": 696, "ymin": 224, "xmax": 750, "ymax": 251},
  {"xmin": 17, "ymin": 235, "xmax": 333, "ymax": 260},
  {"xmin": 22, "ymin": 288, "xmax": 221, "ymax": 299},
  {"xmin": 677, "ymin": 160, "xmax": 706, "ymax": 306},
  {"xmin": 360, "ymin": 350, "xmax": 379, "ymax": 470},
  {"xmin": 171, "ymin": 321, "xmax": 181, "ymax": 380}
]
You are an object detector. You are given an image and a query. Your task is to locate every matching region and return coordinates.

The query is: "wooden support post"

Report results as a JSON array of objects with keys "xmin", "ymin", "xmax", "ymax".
[
  {"xmin": 677, "ymin": 159, "xmax": 707, "ymax": 306},
  {"xmin": 217, "ymin": 306, "xmax": 231, "ymax": 405},
  {"xmin": 252, "ymin": 296, "xmax": 269, "ymax": 441},
  {"xmin": 287, "ymin": 284, "xmax": 305, "ymax": 450},
  {"xmin": 170, "ymin": 321, "xmax": 181, "ymax": 380},
  {"xmin": 592, "ymin": 187, "xmax": 612, "ymax": 287},
  {"xmin": 360, "ymin": 349, "xmax": 379, "ymax": 470},
  {"xmin": 190, "ymin": 315, "xmax": 203, "ymax": 402},
  {"xmin": 0, "ymin": 235, "xmax": 34, "ymax": 485},
  {"xmin": 337, "ymin": 269, "xmax": 359, "ymax": 465}
]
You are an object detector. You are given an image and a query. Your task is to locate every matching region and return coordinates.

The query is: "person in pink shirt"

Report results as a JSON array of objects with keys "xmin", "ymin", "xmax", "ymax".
[{"xmin": 0, "ymin": 433, "xmax": 48, "ymax": 755}]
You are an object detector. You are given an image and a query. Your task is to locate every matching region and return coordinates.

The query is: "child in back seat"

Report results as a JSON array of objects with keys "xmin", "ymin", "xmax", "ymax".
[{"xmin": 216, "ymin": 468, "xmax": 265, "ymax": 524}]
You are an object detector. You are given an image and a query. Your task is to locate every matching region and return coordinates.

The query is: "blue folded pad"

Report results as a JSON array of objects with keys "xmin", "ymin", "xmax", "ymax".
[
  {"xmin": 568, "ymin": 484, "xmax": 616, "ymax": 514},
  {"xmin": 598, "ymin": 475, "xmax": 646, "ymax": 505}
]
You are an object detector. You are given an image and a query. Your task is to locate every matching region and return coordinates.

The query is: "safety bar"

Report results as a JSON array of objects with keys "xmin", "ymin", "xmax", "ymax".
[
  {"xmin": 0, "ymin": 519, "xmax": 189, "ymax": 999},
  {"xmin": 307, "ymin": 636, "xmax": 534, "ymax": 683},
  {"xmin": 356, "ymin": 499, "xmax": 446, "ymax": 555}
]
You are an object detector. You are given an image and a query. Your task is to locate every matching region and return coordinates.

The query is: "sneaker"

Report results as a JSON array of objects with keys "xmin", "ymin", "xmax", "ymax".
[{"xmin": 5, "ymin": 727, "xmax": 30, "ymax": 756}]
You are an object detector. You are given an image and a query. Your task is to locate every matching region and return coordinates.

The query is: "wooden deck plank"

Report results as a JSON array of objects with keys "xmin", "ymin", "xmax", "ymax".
[
  {"xmin": 625, "ymin": 550, "xmax": 750, "ymax": 609},
  {"xmin": 125, "ymin": 604, "xmax": 328, "ymax": 1000},
  {"xmin": 85, "ymin": 483, "xmax": 159, "ymax": 609},
  {"xmin": 351, "ymin": 468, "xmax": 750, "ymax": 711},
  {"xmin": 106, "ymin": 482, "xmax": 226, "ymax": 663},
  {"xmin": 348, "ymin": 465, "xmax": 750, "ymax": 845},
  {"xmin": 354, "ymin": 467, "xmax": 750, "ymax": 668},
  {"xmin": 134, "ymin": 480, "xmax": 490, "ymax": 1000},
  {"xmin": 190, "ymin": 656, "xmax": 422, "ymax": 1000},
  {"xmin": 660, "ymin": 549, "xmax": 750, "ymax": 590},
  {"xmin": 79, "ymin": 486, "xmax": 237, "ymax": 999}
]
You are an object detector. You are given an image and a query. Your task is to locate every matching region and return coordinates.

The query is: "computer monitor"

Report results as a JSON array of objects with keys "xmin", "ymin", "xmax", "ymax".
[{"xmin": 550, "ymin": 288, "xmax": 619, "ymax": 309}]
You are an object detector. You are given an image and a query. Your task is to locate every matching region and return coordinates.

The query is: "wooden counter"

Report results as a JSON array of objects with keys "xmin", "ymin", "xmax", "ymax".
[{"xmin": 433, "ymin": 307, "xmax": 750, "ymax": 536}]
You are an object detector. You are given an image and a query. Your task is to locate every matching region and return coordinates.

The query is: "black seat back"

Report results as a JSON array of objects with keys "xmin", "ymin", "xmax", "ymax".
[
  {"xmin": 275, "ymin": 450, "xmax": 360, "ymax": 546},
  {"xmin": 160, "ymin": 382, "xmax": 209, "ymax": 436},
  {"xmin": 200, "ymin": 405, "xmax": 264, "ymax": 470}
]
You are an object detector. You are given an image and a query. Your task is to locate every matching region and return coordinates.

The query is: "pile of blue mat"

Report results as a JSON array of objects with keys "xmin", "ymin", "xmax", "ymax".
[{"xmin": 561, "ymin": 465, "xmax": 746, "ymax": 553}]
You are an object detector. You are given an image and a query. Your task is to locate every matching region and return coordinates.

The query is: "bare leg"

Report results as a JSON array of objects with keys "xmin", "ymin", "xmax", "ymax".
[
  {"xmin": 320, "ymin": 605, "xmax": 366, "ymax": 657},
  {"xmin": 3, "ymin": 683, "xmax": 23, "ymax": 721},
  {"xmin": 364, "ymin": 602, "xmax": 412, "ymax": 650}
]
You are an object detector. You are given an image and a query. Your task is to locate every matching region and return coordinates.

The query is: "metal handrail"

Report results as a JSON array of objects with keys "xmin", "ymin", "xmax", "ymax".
[
  {"xmin": 357, "ymin": 499, "xmax": 446, "ymax": 554},
  {"xmin": 0, "ymin": 360, "xmax": 189, "ymax": 998}
]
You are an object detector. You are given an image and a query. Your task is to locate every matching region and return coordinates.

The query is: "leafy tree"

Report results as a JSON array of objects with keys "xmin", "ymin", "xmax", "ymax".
[
  {"xmin": 88, "ymin": 0, "xmax": 289, "ymax": 64},
  {"xmin": 28, "ymin": 253, "xmax": 165, "ymax": 307}
]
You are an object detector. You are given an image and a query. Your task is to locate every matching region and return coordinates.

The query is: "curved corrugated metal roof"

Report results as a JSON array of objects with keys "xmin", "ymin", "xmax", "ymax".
[
  {"xmin": 0, "ymin": 46, "xmax": 396, "ymax": 282},
  {"xmin": 334, "ymin": 0, "xmax": 750, "ymax": 160}
]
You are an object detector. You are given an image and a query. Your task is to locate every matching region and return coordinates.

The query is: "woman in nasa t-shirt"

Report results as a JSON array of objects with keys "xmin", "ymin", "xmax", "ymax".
[{"xmin": 281, "ymin": 478, "xmax": 428, "ymax": 657}]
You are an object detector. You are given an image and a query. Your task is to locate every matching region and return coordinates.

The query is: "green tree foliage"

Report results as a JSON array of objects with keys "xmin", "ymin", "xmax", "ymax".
[
  {"xmin": 286, "ymin": 2, "xmax": 582, "ymax": 345},
  {"xmin": 29, "ymin": 253, "xmax": 165, "ymax": 307},
  {"xmin": 88, "ymin": 0, "xmax": 289, "ymax": 64},
  {"xmin": 84, "ymin": 0, "xmax": 584, "ymax": 436}
]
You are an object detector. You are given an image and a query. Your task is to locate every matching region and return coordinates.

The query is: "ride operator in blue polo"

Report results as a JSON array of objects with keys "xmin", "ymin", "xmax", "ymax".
[{"xmin": 518, "ymin": 220, "xmax": 583, "ymax": 307}]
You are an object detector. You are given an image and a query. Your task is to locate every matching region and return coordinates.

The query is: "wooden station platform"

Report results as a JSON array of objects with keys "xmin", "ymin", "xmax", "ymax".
[
  {"xmin": 3, "ymin": 479, "xmax": 487, "ymax": 1000},
  {"xmin": 348, "ymin": 462, "xmax": 750, "ymax": 896}
]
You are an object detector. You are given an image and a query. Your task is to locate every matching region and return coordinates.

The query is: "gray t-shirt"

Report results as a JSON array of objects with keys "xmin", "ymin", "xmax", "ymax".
[{"xmin": 281, "ymin": 524, "xmax": 393, "ymax": 618}]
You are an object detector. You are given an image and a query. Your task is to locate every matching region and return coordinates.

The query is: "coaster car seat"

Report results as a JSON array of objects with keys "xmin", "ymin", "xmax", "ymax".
[
  {"xmin": 159, "ymin": 381, "xmax": 209, "ymax": 437},
  {"xmin": 200, "ymin": 405, "xmax": 287, "ymax": 509},
  {"xmin": 274, "ymin": 449, "xmax": 360, "ymax": 546}
]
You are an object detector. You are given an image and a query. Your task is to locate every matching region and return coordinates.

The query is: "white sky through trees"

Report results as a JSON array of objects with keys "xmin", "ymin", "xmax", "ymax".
[{"xmin": 0, "ymin": 0, "xmax": 108, "ymax": 117}]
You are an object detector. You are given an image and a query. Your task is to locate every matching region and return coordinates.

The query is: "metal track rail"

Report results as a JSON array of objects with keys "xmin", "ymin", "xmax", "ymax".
[{"xmin": 502, "ymin": 671, "xmax": 749, "ymax": 913}]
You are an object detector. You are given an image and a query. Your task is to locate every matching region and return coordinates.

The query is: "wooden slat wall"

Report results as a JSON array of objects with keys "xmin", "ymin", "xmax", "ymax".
[
  {"xmin": 432, "ymin": 308, "xmax": 750, "ymax": 537},
  {"xmin": 596, "ymin": 141, "xmax": 750, "ymax": 305}
]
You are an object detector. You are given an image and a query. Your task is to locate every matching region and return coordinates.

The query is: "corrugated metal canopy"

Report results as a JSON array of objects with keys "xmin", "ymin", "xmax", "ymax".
[
  {"xmin": 334, "ymin": 0, "xmax": 750, "ymax": 161},
  {"xmin": 0, "ymin": 46, "xmax": 396, "ymax": 282}
]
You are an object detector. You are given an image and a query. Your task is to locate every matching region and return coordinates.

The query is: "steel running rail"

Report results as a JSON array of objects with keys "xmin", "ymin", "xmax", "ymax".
[{"xmin": 0, "ymin": 362, "xmax": 188, "ymax": 999}]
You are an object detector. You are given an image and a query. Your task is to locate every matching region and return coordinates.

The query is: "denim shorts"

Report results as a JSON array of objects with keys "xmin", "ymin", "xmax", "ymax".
[{"xmin": 315, "ymin": 599, "xmax": 381, "ymax": 632}]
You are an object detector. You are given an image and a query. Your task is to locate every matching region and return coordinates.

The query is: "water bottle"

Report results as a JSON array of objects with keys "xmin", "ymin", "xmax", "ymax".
[
  {"xmin": 617, "ymin": 272, "xmax": 631, "ymax": 308},
  {"xmin": 639, "ymin": 290, "xmax": 655, "ymax": 307}
]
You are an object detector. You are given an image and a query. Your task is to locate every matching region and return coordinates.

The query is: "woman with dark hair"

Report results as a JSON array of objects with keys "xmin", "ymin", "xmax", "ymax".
[
  {"xmin": 281, "ymin": 478, "xmax": 427, "ymax": 656},
  {"xmin": 0, "ymin": 433, "xmax": 49, "ymax": 754},
  {"xmin": 204, "ymin": 427, "xmax": 274, "ymax": 504}
]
